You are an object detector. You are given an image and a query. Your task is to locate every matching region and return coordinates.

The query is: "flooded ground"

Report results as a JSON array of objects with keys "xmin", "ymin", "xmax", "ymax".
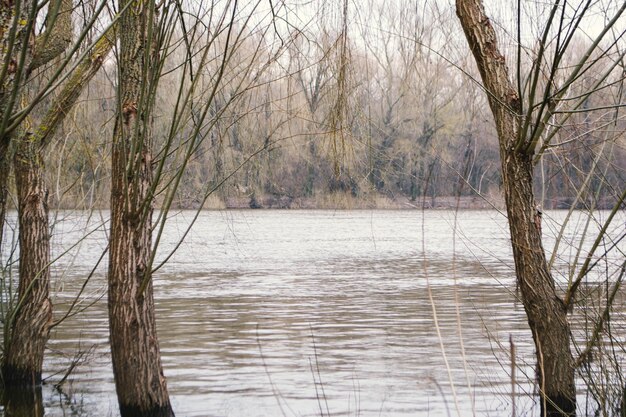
[{"xmin": 2, "ymin": 209, "xmax": 623, "ymax": 416}]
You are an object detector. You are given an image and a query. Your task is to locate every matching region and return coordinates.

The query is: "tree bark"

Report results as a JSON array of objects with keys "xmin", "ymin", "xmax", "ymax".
[
  {"xmin": 107, "ymin": 1, "xmax": 174, "ymax": 416},
  {"xmin": 2, "ymin": 0, "xmax": 111, "ymax": 393},
  {"xmin": 1, "ymin": 0, "xmax": 34, "ymax": 193},
  {"xmin": 2, "ymin": 135, "xmax": 52, "ymax": 387},
  {"xmin": 29, "ymin": 0, "xmax": 73, "ymax": 72},
  {"xmin": 1, "ymin": 0, "xmax": 73, "ymax": 390},
  {"xmin": 456, "ymin": 1, "xmax": 575, "ymax": 416},
  {"xmin": 2, "ymin": 136, "xmax": 47, "ymax": 417},
  {"xmin": 1, "ymin": 382, "xmax": 44, "ymax": 417},
  {"xmin": 1, "ymin": 0, "xmax": 72, "ymax": 134}
]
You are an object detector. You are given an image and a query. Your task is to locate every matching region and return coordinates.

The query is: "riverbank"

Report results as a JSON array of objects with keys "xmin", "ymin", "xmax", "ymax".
[
  {"xmin": 196, "ymin": 193, "xmax": 620, "ymax": 210},
  {"xmin": 200, "ymin": 193, "xmax": 504, "ymax": 210},
  {"xmin": 43, "ymin": 192, "xmax": 620, "ymax": 211}
]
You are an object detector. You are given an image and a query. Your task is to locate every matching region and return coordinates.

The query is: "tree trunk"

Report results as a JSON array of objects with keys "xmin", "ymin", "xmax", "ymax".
[
  {"xmin": 1, "ymin": 383, "xmax": 44, "ymax": 417},
  {"xmin": 1, "ymin": 0, "xmax": 72, "ymax": 131},
  {"xmin": 1, "ymin": 0, "xmax": 69, "ymax": 254},
  {"xmin": 107, "ymin": 1, "xmax": 174, "ymax": 416},
  {"xmin": 2, "ymin": 136, "xmax": 52, "ymax": 387},
  {"xmin": 456, "ymin": 1, "xmax": 575, "ymax": 415},
  {"xmin": 2, "ymin": 0, "xmax": 106, "ymax": 391},
  {"xmin": 108, "ymin": 168, "xmax": 174, "ymax": 416},
  {"xmin": 502, "ymin": 150, "xmax": 575, "ymax": 416}
]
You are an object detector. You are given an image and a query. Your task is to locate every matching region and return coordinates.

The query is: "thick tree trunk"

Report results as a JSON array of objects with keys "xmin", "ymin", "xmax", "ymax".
[
  {"xmin": 2, "ymin": 136, "xmax": 52, "ymax": 387},
  {"xmin": 502, "ymin": 151, "xmax": 575, "ymax": 416},
  {"xmin": 2, "ymin": 0, "xmax": 104, "ymax": 391},
  {"xmin": 107, "ymin": 1, "xmax": 174, "ymax": 416},
  {"xmin": 109, "ymin": 149, "xmax": 174, "ymax": 416},
  {"xmin": 456, "ymin": 1, "xmax": 575, "ymax": 415},
  {"xmin": 1, "ymin": 0, "xmax": 69, "ymax": 254},
  {"xmin": 1, "ymin": 383, "xmax": 44, "ymax": 417}
]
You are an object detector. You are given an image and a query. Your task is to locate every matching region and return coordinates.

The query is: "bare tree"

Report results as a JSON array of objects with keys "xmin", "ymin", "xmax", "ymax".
[
  {"xmin": 1, "ymin": 4, "xmax": 114, "ymax": 415},
  {"xmin": 107, "ymin": 0, "xmax": 174, "ymax": 414},
  {"xmin": 1, "ymin": 0, "xmax": 74, "ymax": 388},
  {"xmin": 456, "ymin": 0, "xmax": 625, "ymax": 415}
]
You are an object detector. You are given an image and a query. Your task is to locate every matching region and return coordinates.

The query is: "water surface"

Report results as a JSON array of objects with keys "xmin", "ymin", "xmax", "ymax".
[{"xmin": 2, "ymin": 210, "xmax": 623, "ymax": 416}]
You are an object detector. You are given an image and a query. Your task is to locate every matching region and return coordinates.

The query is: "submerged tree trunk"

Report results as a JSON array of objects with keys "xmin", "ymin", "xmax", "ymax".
[
  {"xmin": 1, "ymin": 382, "xmax": 44, "ymax": 417},
  {"xmin": 1, "ymin": 0, "xmax": 73, "ymax": 389},
  {"xmin": 107, "ymin": 1, "xmax": 174, "ymax": 416},
  {"xmin": 502, "ymin": 150, "xmax": 575, "ymax": 416},
  {"xmin": 2, "ymin": 0, "xmax": 110, "ymax": 392},
  {"xmin": 1, "ymin": 144, "xmax": 47, "ymax": 411},
  {"xmin": 108, "ymin": 183, "xmax": 173, "ymax": 416},
  {"xmin": 456, "ymin": 1, "xmax": 575, "ymax": 415},
  {"xmin": 2, "ymin": 137, "xmax": 52, "ymax": 387}
]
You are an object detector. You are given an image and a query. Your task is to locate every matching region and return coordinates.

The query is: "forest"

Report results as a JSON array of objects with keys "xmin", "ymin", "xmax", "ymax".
[
  {"xmin": 1, "ymin": 0, "xmax": 625, "ymax": 416},
  {"xmin": 4, "ymin": 0, "xmax": 625, "ymax": 212}
]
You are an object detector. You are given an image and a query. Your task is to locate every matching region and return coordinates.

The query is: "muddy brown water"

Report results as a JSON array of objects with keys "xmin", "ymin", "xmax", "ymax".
[{"xmin": 1, "ymin": 209, "xmax": 623, "ymax": 416}]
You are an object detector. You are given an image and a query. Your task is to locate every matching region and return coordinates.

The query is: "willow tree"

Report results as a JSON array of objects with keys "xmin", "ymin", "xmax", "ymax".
[
  {"xmin": 106, "ymin": 0, "xmax": 293, "ymax": 412},
  {"xmin": 456, "ymin": 0, "xmax": 625, "ymax": 415},
  {"xmin": 1, "ymin": 1, "xmax": 114, "ymax": 406},
  {"xmin": 0, "ymin": 0, "xmax": 74, "ymax": 388},
  {"xmin": 4, "ymin": 22, "xmax": 114, "ymax": 391},
  {"xmin": 107, "ymin": 0, "xmax": 174, "ymax": 414},
  {"xmin": 0, "ymin": 0, "xmax": 75, "ymax": 256}
]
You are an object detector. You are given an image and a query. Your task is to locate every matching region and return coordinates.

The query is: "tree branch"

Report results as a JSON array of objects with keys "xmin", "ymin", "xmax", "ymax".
[
  {"xmin": 564, "ymin": 186, "xmax": 626, "ymax": 308},
  {"xmin": 29, "ymin": 0, "xmax": 74, "ymax": 72},
  {"xmin": 32, "ymin": 24, "xmax": 116, "ymax": 148}
]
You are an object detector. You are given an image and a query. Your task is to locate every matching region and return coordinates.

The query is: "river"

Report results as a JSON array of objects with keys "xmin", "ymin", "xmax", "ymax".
[{"xmin": 1, "ymin": 209, "xmax": 623, "ymax": 416}]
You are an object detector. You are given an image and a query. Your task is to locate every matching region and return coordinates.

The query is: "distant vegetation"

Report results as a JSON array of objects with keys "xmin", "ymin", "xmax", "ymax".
[{"xmin": 30, "ymin": 2, "xmax": 624, "ymax": 211}]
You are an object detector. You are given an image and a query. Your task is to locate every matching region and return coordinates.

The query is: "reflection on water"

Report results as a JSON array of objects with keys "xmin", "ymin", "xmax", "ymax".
[{"xmin": 2, "ymin": 210, "xmax": 621, "ymax": 416}]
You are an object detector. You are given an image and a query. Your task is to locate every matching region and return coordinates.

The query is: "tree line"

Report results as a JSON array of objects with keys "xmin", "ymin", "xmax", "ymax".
[
  {"xmin": 1, "ymin": 0, "xmax": 625, "ymax": 416},
  {"xmin": 27, "ymin": 0, "xmax": 625, "ymax": 212}
]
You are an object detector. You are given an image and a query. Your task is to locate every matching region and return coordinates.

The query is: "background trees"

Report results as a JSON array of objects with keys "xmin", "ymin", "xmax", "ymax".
[{"xmin": 3, "ymin": 2, "xmax": 618, "ymax": 212}]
